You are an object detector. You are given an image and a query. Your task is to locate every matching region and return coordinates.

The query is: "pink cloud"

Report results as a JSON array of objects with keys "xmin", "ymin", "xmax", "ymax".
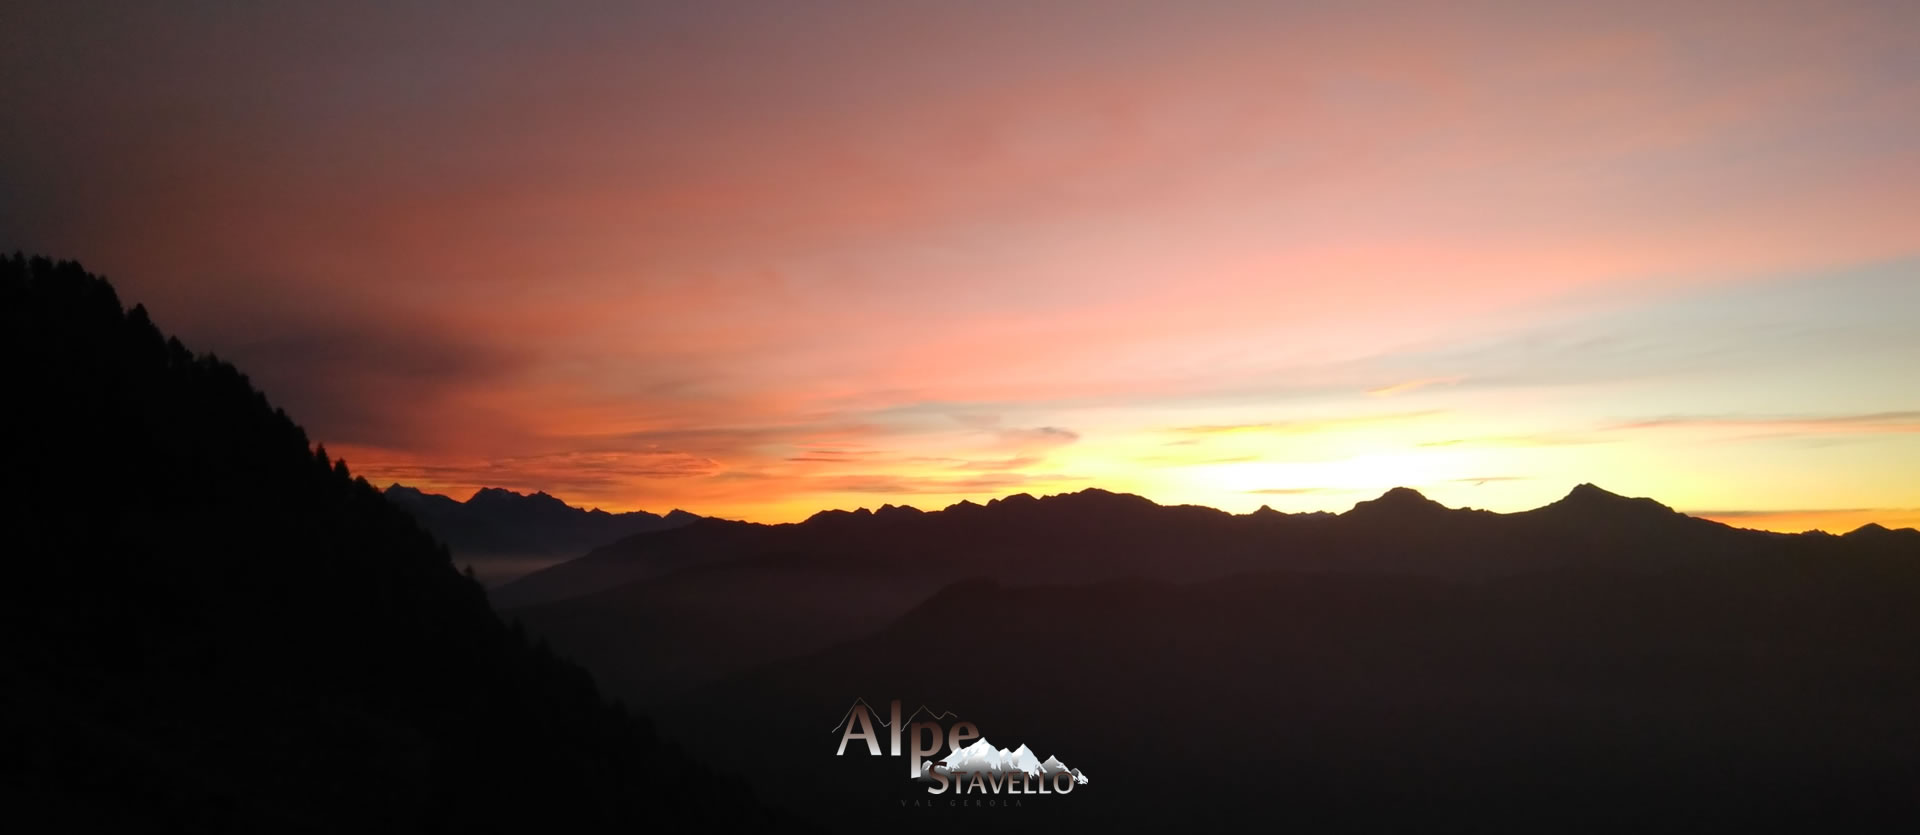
[{"xmin": 8, "ymin": 1, "xmax": 1918, "ymax": 520}]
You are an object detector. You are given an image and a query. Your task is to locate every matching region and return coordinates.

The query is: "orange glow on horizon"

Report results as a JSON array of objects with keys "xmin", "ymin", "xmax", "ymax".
[{"xmin": 6, "ymin": 1, "xmax": 1917, "ymax": 529}]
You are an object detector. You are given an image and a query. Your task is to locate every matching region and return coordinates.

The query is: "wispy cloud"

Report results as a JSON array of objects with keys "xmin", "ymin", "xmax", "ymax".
[
  {"xmin": 1132, "ymin": 453, "xmax": 1260, "ymax": 466},
  {"xmin": 1692, "ymin": 507, "xmax": 1884, "ymax": 518},
  {"xmin": 1417, "ymin": 434, "xmax": 1606, "ymax": 448},
  {"xmin": 349, "ymin": 448, "xmax": 722, "ymax": 506},
  {"xmin": 802, "ymin": 473, "xmax": 1066, "ymax": 496},
  {"xmin": 1245, "ymin": 487, "xmax": 1356, "ymax": 495},
  {"xmin": 1447, "ymin": 476, "xmax": 1531, "ymax": 486},
  {"xmin": 950, "ymin": 456, "xmax": 1044, "ymax": 472},
  {"xmin": 1689, "ymin": 507, "xmax": 1920, "ymax": 534},
  {"xmin": 1169, "ymin": 411, "xmax": 1442, "ymax": 437},
  {"xmin": 995, "ymin": 426, "xmax": 1080, "ymax": 448},
  {"xmin": 1612, "ymin": 411, "xmax": 1920, "ymax": 436},
  {"xmin": 1366, "ymin": 376, "xmax": 1464, "ymax": 397}
]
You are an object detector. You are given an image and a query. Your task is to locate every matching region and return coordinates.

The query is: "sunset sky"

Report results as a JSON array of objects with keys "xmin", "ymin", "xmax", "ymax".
[{"xmin": 4, "ymin": 1, "xmax": 1916, "ymax": 531}]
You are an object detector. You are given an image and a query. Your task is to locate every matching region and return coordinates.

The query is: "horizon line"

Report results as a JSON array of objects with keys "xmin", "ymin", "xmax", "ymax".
[{"xmin": 382, "ymin": 481, "xmax": 1920, "ymax": 536}]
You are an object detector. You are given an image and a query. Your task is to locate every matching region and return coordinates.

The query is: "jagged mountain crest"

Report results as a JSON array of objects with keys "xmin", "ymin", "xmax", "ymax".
[
  {"xmin": 782, "ymin": 483, "xmax": 1846, "ymax": 532},
  {"xmin": 382, "ymin": 482, "xmax": 701, "ymax": 585}
]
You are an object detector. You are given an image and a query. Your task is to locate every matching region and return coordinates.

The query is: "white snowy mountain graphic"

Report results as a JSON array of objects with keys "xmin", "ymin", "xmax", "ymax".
[{"xmin": 917, "ymin": 738, "xmax": 1088, "ymax": 784}]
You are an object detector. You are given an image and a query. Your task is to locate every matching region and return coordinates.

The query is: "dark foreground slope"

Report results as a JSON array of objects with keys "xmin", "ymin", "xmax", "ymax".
[
  {"xmin": 0, "ymin": 256, "xmax": 786, "ymax": 832},
  {"xmin": 678, "ymin": 554, "xmax": 1920, "ymax": 833}
]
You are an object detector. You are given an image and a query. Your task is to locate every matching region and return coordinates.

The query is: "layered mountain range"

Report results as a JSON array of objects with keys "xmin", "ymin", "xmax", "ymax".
[
  {"xmin": 383, "ymin": 484, "xmax": 698, "ymax": 585},
  {"xmin": 494, "ymin": 482, "xmax": 1920, "ymax": 831},
  {"xmin": 501, "ymin": 482, "xmax": 1915, "ymax": 709}
]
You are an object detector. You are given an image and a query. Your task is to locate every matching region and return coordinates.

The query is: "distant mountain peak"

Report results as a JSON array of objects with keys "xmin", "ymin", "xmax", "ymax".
[
  {"xmin": 466, "ymin": 486, "xmax": 522, "ymax": 504},
  {"xmin": 1565, "ymin": 482, "xmax": 1622, "ymax": 501},
  {"xmin": 1347, "ymin": 486, "xmax": 1446, "ymax": 516},
  {"xmin": 1843, "ymin": 522, "xmax": 1920, "ymax": 542},
  {"xmin": 382, "ymin": 483, "xmax": 463, "ymax": 512},
  {"xmin": 462, "ymin": 487, "xmax": 585, "ymax": 519},
  {"xmin": 469, "ymin": 485, "xmax": 558, "ymax": 503},
  {"xmin": 802, "ymin": 507, "xmax": 871, "ymax": 525},
  {"xmin": 1040, "ymin": 487, "xmax": 1160, "ymax": 511},
  {"xmin": 1547, "ymin": 483, "xmax": 1675, "ymax": 517}
]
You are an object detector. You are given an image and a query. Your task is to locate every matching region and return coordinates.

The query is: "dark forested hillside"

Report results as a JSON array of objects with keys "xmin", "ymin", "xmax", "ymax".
[{"xmin": 0, "ymin": 255, "xmax": 786, "ymax": 832}]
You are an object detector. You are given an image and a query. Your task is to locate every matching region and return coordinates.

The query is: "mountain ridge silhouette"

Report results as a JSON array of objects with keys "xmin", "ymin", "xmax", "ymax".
[
  {"xmin": 500, "ymin": 477, "xmax": 1918, "ymax": 725},
  {"xmin": 499, "ymin": 481, "xmax": 1915, "ymax": 608},
  {"xmin": 383, "ymin": 481, "xmax": 700, "ymax": 585}
]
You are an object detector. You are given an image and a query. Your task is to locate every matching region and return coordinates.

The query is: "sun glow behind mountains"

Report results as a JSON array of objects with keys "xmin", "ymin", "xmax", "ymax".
[{"xmin": 3, "ymin": 0, "xmax": 1916, "ymax": 529}]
